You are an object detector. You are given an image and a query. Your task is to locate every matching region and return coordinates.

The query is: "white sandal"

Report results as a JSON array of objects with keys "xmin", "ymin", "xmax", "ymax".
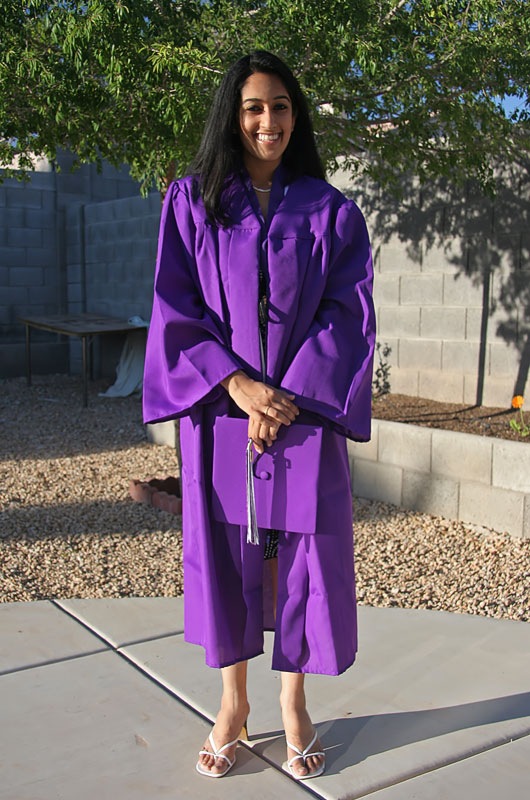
[
  {"xmin": 195, "ymin": 731, "xmax": 239, "ymax": 778},
  {"xmin": 283, "ymin": 729, "xmax": 326, "ymax": 780}
]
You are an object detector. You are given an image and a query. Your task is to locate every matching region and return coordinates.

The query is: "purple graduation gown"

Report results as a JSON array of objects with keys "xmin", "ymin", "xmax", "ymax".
[{"xmin": 143, "ymin": 163, "xmax": 375, "ymax": 674}]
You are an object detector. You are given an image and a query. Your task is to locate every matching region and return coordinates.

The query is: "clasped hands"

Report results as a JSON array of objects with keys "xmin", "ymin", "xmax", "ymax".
[{"xmin": 221, "ymin": 370, "xmax": 299, "ymax": 454}]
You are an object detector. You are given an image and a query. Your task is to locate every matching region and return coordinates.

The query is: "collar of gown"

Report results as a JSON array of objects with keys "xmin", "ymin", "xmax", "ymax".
[{"xmin": 231, "ymin": 160, "xmax": 292, "ymax": 230}]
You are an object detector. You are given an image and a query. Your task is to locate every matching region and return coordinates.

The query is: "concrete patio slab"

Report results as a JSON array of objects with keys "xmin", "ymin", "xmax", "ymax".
[
  {"xmin": 367, "ymin": 733, "xmax": 530, "ymax": 799},
  {"xmin": 121, "ymin": 602, "xmax": 530, "ymax": 800},
  {"xmin": 55, "ymin": 596, "xmax": 185, "ymax": 648},
  {"xmin": 122, "ymin": 629, "xmax": 282, "ymax": 727},
  {"xmin": 0, "ymin": 600, "xmax": 108, "ymax": 675},
  {"xmin": 0, "ymin": 646, "xmax": 312, "ymax": 800}
]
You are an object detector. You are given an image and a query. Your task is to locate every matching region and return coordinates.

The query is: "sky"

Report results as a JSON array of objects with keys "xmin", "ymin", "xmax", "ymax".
[{"xmin": 501, "ymin": 94, "xmax": 528, "ymax": 119}]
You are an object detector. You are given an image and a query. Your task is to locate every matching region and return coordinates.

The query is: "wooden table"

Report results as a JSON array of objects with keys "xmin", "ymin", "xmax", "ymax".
[{"xmin": 18, "ymin": 313, "xmax": 147, "ymax": 407}]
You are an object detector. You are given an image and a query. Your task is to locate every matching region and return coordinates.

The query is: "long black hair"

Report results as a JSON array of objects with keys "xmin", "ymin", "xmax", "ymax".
[{"xmin": 190, "ymin": 50, "xmax": 325, "ymax": 225}]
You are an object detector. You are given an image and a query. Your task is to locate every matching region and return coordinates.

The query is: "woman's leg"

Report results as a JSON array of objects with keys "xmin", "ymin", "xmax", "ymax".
[
  {"xmin": 267, "ymin": 544, "xmax": 324, "ymax": 775},
  {"xmin": 198, "ymin": 660, "xmax": 250, "ymax": 775},
  {"xmin": 270, "ymin": 557, "xmax": 324, "ymax": 778},
  {"xmin": 280, "ymin": 672, "xmax": 324, "ymax": 777}
]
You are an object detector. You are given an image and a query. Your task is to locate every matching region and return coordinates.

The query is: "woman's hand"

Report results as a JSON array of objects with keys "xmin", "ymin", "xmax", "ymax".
[{"xmin": 221, "ymin": 370, "xmax": 299, "ymax": 454}]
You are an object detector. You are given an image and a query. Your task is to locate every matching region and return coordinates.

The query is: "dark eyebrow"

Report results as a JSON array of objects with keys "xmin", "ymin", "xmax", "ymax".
[{"xmin": 242, "ymin": 95, "xmax": 291, "ymax": 103}]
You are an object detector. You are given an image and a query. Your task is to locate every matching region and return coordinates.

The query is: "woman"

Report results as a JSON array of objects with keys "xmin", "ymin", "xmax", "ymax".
[{"xmin": 143, "ymin": 50, "xmax": 375, "ymax": 780}]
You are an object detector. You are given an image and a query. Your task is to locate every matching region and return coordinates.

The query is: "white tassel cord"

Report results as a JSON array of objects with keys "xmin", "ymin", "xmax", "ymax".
[{"xmin": 246, "ymin": 438, "xmax": 260, "ymax": 545}]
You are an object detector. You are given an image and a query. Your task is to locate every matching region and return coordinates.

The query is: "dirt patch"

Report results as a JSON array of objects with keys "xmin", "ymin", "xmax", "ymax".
[{"xmin": 372, "ymin": 393, "xmax": 529, "ymax": 443}]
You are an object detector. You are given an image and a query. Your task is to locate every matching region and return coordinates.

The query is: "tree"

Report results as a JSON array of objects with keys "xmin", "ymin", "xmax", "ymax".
[{"xmin": 1, "ymin": 0, "xmax": 529, "ymax": 194}]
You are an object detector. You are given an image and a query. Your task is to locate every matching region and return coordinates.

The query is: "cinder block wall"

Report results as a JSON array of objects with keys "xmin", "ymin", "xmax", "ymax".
[
  {"xmin": 331, "ymin": 167, "xmax": 530, "ymax": 407},
  {"xmin": 0, "ymin": 152, "xmax": 139, "ymax": 377},
  {"xmin": 83, "ymin": 193, "xmax": 160, "ymax": 320},
  {"xmin": 0, "ymin": 168, "xmax": 65, "ymax": 375},
  {"xmin": 64, "ymin": 192, "xmax": 160, "ymax": 375},
  {"xmin": 348, "ymin": 420, "xmax": 530, "ymax": 538}
]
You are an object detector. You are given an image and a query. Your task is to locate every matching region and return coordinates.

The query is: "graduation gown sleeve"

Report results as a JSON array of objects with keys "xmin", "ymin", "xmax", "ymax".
[
  {"xmin": 142, "ymin": 181, "xmax": 242, "ymax": 424},
  {"xmin": 281, "ymin": 198, "xmax": 375, "ymax": 441}
]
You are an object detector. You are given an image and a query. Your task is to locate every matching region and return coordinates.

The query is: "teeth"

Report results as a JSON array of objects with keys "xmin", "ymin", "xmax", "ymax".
[{"xmin": 257, "ymin": 133, "xmax": 280, "ymax": 142}]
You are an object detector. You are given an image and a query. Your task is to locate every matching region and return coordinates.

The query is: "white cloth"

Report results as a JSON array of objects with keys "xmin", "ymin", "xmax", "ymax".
[{"xmin": 99, "ymin": 320, "xmax": 148, "ymax": 398}]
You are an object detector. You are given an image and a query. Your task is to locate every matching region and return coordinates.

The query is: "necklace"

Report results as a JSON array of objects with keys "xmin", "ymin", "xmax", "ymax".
[{"xmin": 252, "ymin": 185, "xmax": 272, "ymax": 193}]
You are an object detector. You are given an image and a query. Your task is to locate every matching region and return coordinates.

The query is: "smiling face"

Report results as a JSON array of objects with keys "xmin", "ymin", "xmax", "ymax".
[{"xmin": 238, "ymin": 71, "xmax": 296, "ymax": 178}]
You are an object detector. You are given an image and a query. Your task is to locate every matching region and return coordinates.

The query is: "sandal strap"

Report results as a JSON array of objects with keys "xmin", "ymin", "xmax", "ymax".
[
  {"xmin": 287, "ymin": 751, "xmax": 325, "ymax": 767},
  {"xmin": 286, "ymin": 729, "xmax": 318, "ymax": 757},
  {"xmin": 198, "ymin": 749, "xmax": 234, "ymax": 767},
  {"xmin": 286, "ymin": 729, "xmax": 325, "ymax": 768},
  {"xmin": 204, "ymin": 731, "xmax": 239, "ymax": 757}
]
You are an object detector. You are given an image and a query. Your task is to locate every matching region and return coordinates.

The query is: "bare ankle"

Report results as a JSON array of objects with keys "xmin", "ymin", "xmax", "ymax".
[
  {"xmin": 280, "ymin": 692, "xmax": 307, "ymax": 713},
  {"xmin": 220, "ymin": 694, "xmax": 250, "ymax": 716}
]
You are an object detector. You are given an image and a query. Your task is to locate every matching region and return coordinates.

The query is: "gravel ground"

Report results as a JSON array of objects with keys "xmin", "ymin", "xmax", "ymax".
[{"xmin": 1, "ymin": 375, "xmax": 529, "ymax": 622}]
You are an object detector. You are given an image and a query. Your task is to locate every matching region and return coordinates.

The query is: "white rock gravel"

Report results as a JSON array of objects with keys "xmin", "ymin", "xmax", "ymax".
[{"xmin": 1, "ymin": 375, "xmax": 529, "ymax": 623}]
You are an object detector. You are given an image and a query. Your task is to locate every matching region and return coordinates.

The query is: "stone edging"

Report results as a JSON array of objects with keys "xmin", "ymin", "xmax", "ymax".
[{"xmin": 347, "ymin": 419, "xmax": 530, "ymax": 538}]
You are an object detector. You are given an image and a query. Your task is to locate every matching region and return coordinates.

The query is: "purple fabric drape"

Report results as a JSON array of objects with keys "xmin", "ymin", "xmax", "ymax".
[{"xmin": 143, "ymin": 163, "xmax": 375, "ymax": 674}]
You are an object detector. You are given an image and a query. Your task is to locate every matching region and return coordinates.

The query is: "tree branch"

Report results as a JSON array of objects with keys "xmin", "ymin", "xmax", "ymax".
[{"xmin": 383, "ymin": 0, "xmax": 408, "ymax": 24}]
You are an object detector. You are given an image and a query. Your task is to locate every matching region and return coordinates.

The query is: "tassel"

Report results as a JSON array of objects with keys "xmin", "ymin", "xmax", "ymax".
[{"xmin": 246, "ymin": 438, "xmax": 259, "ymax": 545}]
